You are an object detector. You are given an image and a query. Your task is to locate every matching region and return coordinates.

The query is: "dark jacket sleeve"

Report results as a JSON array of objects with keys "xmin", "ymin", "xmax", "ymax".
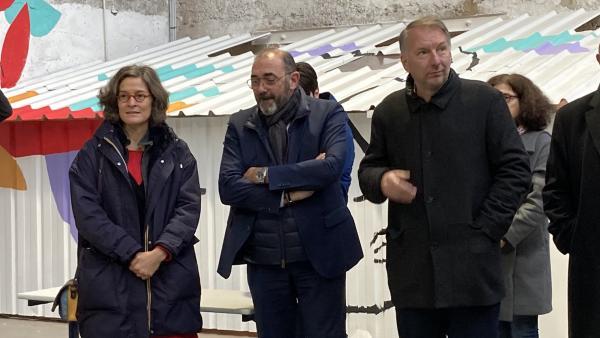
[
  {"xmin": 340, "ymin": 122, "xmax": 354, "ymax": 202},
  {"xmin": 543, "ymin": 110, "xmax": 576, "ymax": 254},
  {"xmin": 357, "ymin": 98, "xmax": 392, "ymax": 204},
  {"xmin": 505, "ymin": 132, "xmax": 550, "ymax": 247},
  {"xmin": 218, "ymin": 118, "xmax": 284, "ymax": 213},
  {"xmin": 155, "ymin": 143, "xmax": 202, "ymax": 257},
  {"xmin": 268, "ymin": 103, "xmax": 348, "ymax": 191},
  {"xmin": 0, "ymin": 90, "xmax": 12, "ymax": 122},
  {"xmin": 69, "ymin": 143, "xmax": 143, "ymax": 263},
  {"xmin": 474, "ymin": 93, "xmax": 532, "ymax": 241}
]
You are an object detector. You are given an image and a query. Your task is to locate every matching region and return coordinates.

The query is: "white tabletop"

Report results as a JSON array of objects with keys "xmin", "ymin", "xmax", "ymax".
[{"xmin": 18, "ymin": 287, "xmax": 254, "ymax": 315}]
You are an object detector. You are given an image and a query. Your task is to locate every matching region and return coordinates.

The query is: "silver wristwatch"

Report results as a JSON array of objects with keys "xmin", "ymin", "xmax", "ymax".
[{"xmin": 256, "ymin": 167, "xmax": 268, "ymax": 184}]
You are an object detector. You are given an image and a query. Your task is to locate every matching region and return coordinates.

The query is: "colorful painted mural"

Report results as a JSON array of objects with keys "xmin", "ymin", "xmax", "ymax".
[
  {"xmin": 1, "ymin": 0, "xmax": 61, "ymax": 88},
  {"xmin": 466, "ymin": 31, "xmax": 591, "ymax": 54},
  {"xmin": 0, "ymin": 120, "xmax": 102, "ymax": 238}
]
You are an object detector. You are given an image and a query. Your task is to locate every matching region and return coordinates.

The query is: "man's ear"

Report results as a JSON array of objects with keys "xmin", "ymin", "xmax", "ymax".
[
  {"xmin": 400, "ymin": 53, "xmax": 409, "ymax": 72},
  {"xmin": 289, "ymin": 71, "xmax": 300, "ymax": 89},
  {"xmin": 314, "ymin": 88, "xmax": 320, "ymax": 98}
]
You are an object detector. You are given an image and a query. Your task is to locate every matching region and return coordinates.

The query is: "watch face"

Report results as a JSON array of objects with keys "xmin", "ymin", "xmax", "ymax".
[{"xmin": 256, "ymin": 168, "xmax": 265, "ymax": 182}]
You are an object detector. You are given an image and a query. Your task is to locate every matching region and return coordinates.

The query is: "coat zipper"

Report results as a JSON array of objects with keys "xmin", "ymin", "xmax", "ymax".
[
  {"xmin": 145, "ymin": 224, "xmax": 152, "ymax": 334},
  {"xmin": 105, "ymin": 136, "xmax": 152, "ymax": 334},
  {"xmin": 103, "ymin": 137, "xmax": 129, "ymax": 173},
  {"xmin": 280, "ymin": 220, "xmax": 286, "ymax": 268}
]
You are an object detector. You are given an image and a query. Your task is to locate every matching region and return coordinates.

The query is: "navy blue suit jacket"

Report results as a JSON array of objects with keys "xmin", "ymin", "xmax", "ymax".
[{"xmin": 217, "ymin": 91, "xmax": 363, "ymax": 279}]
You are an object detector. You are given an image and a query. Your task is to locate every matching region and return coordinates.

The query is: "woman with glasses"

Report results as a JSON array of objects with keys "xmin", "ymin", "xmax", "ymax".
[
  {"xmin": 487, "ymin": 73, "xmax": 554, "ymax": 338},
  {"xmin": 69, "ymin": 65, "xmax": 202, "ymax": 338}
]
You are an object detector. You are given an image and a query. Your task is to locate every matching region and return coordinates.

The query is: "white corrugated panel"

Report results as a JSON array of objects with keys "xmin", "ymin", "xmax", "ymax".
[{"xmin": 3, "ymin": 10, "xmax": 600, "ymax": 338}]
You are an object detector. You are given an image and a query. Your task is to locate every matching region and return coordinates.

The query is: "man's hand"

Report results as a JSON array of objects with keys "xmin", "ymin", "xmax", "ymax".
[
  {"xmin": 243, "ymin": 167, "xmax": 268, "ymax": 184},
  {"xmin": 129, "ymin": 248, "xmax": 167, "ymax": 280},
  {"xmin": 289, "ymin": 190, "xmax": 314, "ymax": 203},
  {"xmin": 381, "ymin": 169, "xmax": 417, "ymax": 204}
]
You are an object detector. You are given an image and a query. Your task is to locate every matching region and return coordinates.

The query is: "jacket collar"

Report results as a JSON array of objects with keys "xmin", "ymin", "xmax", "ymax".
[
  {"xmin": 406, "ymin": 68, "xmax": 460, "ymax": 112},
  {"xmin": 244, "ymin": 88, "xmax": 312, "ymax": 131},
  {"xmin": 94, "ymin": 120, "xmax": 174, "ymax": 152},
  {"xmin": 243, "ymin": 89, "xmax": 312, "ymax": 164}
]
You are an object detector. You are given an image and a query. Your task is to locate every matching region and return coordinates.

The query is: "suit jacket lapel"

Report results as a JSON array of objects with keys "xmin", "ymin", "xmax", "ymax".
[
  {"xmin": 245, "ymin": 108, "xmax": 277, "ymax": 164},
  {"xmin": 585, "ymin": 89, "xmax": 600, "ymax": 156},
  {"xmin": 287, "ymin": 94, "xmax": 311, "ymax": 163}
]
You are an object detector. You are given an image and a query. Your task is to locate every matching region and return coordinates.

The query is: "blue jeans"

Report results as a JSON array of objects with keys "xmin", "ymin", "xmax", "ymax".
[
  {"xmin": 395, "ymin": 303, "xmax": 500, "ymax": 338},
  {"xmin": 499, "ymin": 315, "xmax": 539, "ymax": 338}
]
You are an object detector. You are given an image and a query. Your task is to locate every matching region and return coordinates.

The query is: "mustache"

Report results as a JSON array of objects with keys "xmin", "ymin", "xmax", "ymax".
[{"xmin": 258, "ymin": 94, "xmax": 274, "ymax": 100}]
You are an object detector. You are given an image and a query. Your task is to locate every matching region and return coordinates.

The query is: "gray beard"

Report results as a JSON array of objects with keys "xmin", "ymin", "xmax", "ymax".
[{"xmin": 260, "ymin": 101, "xmax": 278, "ymax": 116}]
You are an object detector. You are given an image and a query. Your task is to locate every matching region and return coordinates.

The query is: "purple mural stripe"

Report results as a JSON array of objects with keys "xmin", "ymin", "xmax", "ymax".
[
  {"xmin": 289, "ymin": 51, "xmax": 302, "ymax": 57},
  {"xmin": 309, "ymin": 44, "xmax": 335, "ymax": 56},
  {"xmin": 534, "ymin": 42, "xmax": 589, "ymax": 55},
  {"xmin": 560, "ymin": 42, "xmax": 588, "ymax": 53},
  {"xmin": 45, "ymin": 150, "xmax": 79, "ymax": 240},
  {"xmin": 339, "ymin": 42, "xmax": 359, "ymax": 52}
]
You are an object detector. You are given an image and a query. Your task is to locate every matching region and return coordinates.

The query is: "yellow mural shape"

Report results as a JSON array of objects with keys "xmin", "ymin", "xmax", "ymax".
[
  {"xmin": 8, "ymin": 90, "xmax": 38, "ymax": 103},
  {"xmin": 0, "ymin": 145, "xmax": 27, "ymax": 190},
  {"xmin": 167, "ymin": 101, "xmax": 191, "ymax": 113}
]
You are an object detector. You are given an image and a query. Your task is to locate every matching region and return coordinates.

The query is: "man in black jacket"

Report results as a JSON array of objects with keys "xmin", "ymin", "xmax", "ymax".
[
  {"xmin": 0, "ymin": 89, "xmax": 12, "ymax": 122},
  {"xmin": 358, "ymin": 16, "xmax": 531, "ymax": 338},
  {"xmin": 542, "ymin": 43, "xmax": 600, "ymax": 338}
]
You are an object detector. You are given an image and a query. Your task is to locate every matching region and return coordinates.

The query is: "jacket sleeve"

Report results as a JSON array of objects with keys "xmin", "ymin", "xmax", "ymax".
[
  {"xmin": 474, "ymin": 93, "xmax": 532, "ymax": 241},
  {"xmin": 504, "ymin": 132, "xmax": 551, "ymax": 247},
  {"xmin": 69, "ymin": 144, "xmax": 142, "ymax": 264},
  {"xmin": 218, "ymin": 119, "xmax": 284, "ymax": 213},
  {"xmin": 155, "ymin": 144, "xmax": 201, "ymax": 257},
  {"xmin": 357, "ymin": 103, "xmax": 391, "ymax": 204},
  {"xmin": 543, "ymin": 111, "xmax": 576, "ymax": 254},
  {"xmin": 267, "ymin": 103, "xmax": 348, "ymax": 191},
  {"xmin": 0, "ymin": 90, "xmax": 12, "ymax": 122},
  {"xmin": 340, "ymin": 121, "xmax": 355, "ymax": 202}
]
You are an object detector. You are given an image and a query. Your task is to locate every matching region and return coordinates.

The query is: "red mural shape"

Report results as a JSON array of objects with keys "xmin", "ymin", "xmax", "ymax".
[
  {"xmin": 0, "ymin": 0, "xmax": 15, "ymax": 11},
  {"xmin": 1, "ymin": 4, "xmax": 30, "ymax": 88}
]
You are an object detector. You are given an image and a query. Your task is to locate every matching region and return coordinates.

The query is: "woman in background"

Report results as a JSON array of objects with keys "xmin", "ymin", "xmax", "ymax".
[
  {"xmin": 487, "ymin": 73, "xmax": 553, "ymax": 338},
  {"xmin": 70, "ymin": 65, "xmax": 202, "ymax": 338}
]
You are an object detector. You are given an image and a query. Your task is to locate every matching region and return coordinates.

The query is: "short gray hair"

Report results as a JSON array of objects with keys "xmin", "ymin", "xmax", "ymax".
[{"xmin": 399, "ymin": 16, "xmax": 451, "ymax": 53}]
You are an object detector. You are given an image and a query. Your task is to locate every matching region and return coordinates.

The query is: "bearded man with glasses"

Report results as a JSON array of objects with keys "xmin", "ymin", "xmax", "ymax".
[{"xmin": 218, "ymin": 48, "xmax": 363, "ymax": 338}]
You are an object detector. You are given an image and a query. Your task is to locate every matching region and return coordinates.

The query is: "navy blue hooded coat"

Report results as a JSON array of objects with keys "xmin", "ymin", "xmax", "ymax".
[{"xmin": 69, "ymin": 121, "xmax": 202, "ymax": 338}]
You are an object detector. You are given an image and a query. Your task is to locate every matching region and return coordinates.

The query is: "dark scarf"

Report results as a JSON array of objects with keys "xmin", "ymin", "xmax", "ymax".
[{"xmin": 261, "ymin": 88, "xmax": 301, "ymax": 164}]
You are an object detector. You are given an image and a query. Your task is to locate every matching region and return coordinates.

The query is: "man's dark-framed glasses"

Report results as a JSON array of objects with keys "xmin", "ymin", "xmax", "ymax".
[{"xmin": 247, "ymin": 72, "xmax": 291, "ymax": 88}]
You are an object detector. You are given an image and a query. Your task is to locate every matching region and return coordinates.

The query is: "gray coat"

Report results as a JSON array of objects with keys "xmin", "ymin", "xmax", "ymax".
[{"xmin": 500, "ymin": 130, "xmax": 552, "ymax": 321}]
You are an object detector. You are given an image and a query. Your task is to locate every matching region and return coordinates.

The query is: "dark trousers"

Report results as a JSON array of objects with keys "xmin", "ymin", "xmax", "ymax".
[
  {"xmin": 395, "ymin": 303, "xmax": 500, "ymax": 338},
  {"xmin": 247, "ymin": 261, "xmax": 347, "ymax": 338},
  {"xmin": 499, "ymin": 315, "xmax": 539, "ymax": 338}
]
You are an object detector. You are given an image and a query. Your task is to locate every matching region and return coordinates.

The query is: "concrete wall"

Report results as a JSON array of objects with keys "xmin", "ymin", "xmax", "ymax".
[
  {"xmin": 0, "ymin": 0, "xmax": 169, "ymax": 83},
  {"xmin": 177, "ymin": 0, "xmax": 599, "ymax": 38},
  {"xmin": 50, "ymin": 0, "xmax": 168, "ymax": 15}
]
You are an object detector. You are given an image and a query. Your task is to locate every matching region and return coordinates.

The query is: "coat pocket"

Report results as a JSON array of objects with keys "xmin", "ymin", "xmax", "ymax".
[
  {"xmin": 77, "ymin": 248, "xmax": 120, "ymax": 311},
  {"xmin": 467, "ymin": 223, "xmax": 498, "ymax": 254},
  {"xmin": 323, "ymin": 206, "xmax": 351, "ymax": 228},
  {"xmin": 155, "ymin": 247, "xmax": 201, "ymax": 304}
]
